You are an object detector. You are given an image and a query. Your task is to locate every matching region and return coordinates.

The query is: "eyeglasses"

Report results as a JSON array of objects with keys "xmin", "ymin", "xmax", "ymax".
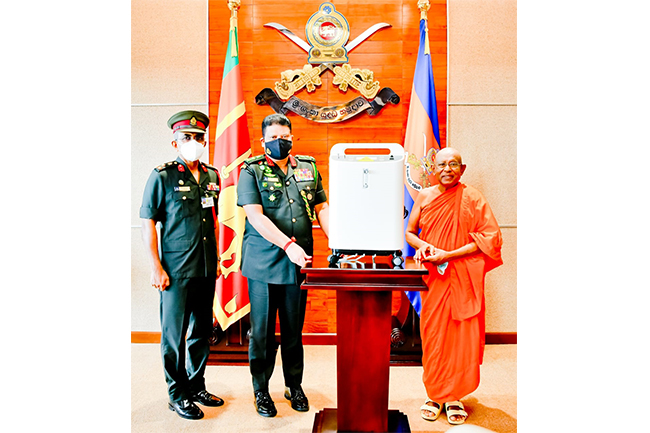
[
  {"xmin": 436, "ymin": 161, "xmax": 461, "ymax": 169},
  {"xmin": 177, "ymin": 133, "xmax": 206, "ymax": 143}
]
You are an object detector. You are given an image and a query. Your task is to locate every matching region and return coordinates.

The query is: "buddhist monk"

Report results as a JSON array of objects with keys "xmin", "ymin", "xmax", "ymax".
[{"xmin": 405, "ymin": 147, "xmax": 503, "ymax": 425}]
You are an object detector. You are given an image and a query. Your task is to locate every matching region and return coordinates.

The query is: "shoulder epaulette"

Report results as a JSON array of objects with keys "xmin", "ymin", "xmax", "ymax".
[
  {"xmin": 295, "ymin": 155, "xmax": 316, "ymax": 162},
  {"xmin": 154, "ymin": 161, "xmax": 177, "ymax": 172},
  {"xmin": 243, "ymin": 154, "xmax": 265, "ymax": 167},
  {"xmin": 202, "ymin": 162, "xmax": 219, "ymax": 172}
]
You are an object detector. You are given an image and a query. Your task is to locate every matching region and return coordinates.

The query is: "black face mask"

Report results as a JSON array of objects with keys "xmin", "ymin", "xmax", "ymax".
[{"xmin": 264, "ymin": 138, "xmax": 293, "ymax": 160}]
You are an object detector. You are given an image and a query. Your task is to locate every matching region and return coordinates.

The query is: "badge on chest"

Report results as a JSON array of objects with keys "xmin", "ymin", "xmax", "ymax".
[
  {"xmin": 293, "ymin": 168, "xmax": 314, "ymax": 182},
  {"xmin": 201, "ymin": 196, "xmax": 215, "ymax": 208}
]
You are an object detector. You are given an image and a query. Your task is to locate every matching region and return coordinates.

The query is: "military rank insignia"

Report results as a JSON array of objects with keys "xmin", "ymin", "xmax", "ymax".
[{"xmin": 293, "ymin": 168, "xmax": 314, "ymax": 182}]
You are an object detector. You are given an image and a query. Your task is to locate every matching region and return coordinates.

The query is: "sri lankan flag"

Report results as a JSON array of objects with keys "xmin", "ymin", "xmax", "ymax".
[{"xmin": 212, "ymin": 12, "xmax": 251, "ymax": 330}]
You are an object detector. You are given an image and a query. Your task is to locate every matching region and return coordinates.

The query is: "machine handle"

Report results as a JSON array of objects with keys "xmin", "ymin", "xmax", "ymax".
[{"xmin": 330, "ymin": 142, "xmax": 404, "ymax": 159}]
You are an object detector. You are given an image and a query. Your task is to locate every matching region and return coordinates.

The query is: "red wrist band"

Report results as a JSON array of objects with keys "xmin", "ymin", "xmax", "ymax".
[{"xmin": 283, "ymin": 239, "xmax": 295, "ymax": 251}]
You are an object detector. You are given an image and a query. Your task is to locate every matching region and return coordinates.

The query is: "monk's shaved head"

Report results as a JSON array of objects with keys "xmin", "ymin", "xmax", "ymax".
[
  {"xmin": 434, "ymin": 147, "xmax": 462, "ymax": 164},
  {"xmin": 433, "ymin": 147, "xmax": 466, "ymax": 190}
]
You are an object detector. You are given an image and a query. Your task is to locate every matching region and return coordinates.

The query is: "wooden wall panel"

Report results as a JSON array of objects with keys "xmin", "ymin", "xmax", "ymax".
[{"xmin": 208, "ymin": 0, "xmax": 447, "ymax": 334}]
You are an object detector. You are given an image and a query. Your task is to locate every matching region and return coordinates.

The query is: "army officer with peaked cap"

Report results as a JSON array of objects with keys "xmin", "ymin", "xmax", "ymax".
[
  {"xmin": 140, "ymin": 110, "xmax": 225, "ymax": 420},
  {"xmin": 237, "ymin": 113, "xmax": 330, "ymax": 418}
]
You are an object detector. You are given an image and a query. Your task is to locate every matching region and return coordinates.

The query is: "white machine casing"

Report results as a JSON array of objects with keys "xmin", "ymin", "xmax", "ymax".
[{"xmin": 328, "ymin": 143, "xmax": 404, "ymax": 254}]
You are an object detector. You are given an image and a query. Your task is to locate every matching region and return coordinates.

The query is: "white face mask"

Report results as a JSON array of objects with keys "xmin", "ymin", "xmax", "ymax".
[{"xmin": 179, "ymin": 140, "xmax": 205, "ymax": 162}]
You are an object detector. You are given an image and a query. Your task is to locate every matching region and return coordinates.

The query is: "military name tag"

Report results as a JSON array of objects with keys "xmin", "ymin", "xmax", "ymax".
[
  {"xmin": 207, "ymin": 182, "xmax": 220, "ymax": 191},
  {"xmin": 264, "ymin": 176, "xmax": 280, "ymax": 183},
  {"xmin": 294, "ymin": 168, "xmax": 314, "ymax": 181},
  {"xmin": 201, "ymin": 196, "xmax": 215, "ymax": 208},
  {"xmin": 174, "ymin": 186, "xmax": 191, "ymax": 192}
]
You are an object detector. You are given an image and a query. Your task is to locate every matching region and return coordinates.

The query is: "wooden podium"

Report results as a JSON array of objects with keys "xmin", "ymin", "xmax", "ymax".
[{"xmin": 301, "ymin": 259, "xmax": 428, "ymax": 433}]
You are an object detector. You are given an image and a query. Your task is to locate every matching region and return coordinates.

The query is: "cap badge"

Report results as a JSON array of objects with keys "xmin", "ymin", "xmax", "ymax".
[{"xmin": 190, "ymin": 117, "xmax": 197, "ymax": 126}]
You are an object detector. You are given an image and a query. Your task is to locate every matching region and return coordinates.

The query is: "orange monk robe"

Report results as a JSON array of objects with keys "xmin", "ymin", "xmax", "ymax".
[{"xmin": 418, "ymin": 182, "xmax": 503, "ymax": 402}]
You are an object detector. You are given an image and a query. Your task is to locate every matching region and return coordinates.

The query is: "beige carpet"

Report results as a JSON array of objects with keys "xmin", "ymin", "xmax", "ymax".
[{"xmin": 131, "ymin": 344, "xmax": 516, "ymax": 433}]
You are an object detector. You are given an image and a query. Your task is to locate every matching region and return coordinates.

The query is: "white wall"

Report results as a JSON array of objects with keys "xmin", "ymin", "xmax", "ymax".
[{"xmin": 131, "ymin": 0, "xmax": 208, "ymax": 331}]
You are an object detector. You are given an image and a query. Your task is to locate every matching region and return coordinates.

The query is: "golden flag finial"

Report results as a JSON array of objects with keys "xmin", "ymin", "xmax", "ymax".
[
  {"xmin": 418, "ymin": 0, "xmax": 430, "ymax": 20},
  {"xmin": 417, "ymin": 0, "xmax": 431, "ymax": 55},
  {"xmin": 227, "ymin": 0, "xmax": 241, "ymax": 13},
  {"xmin": 227, "ymin": 0, "xmax": 241, "ymax": 57}
]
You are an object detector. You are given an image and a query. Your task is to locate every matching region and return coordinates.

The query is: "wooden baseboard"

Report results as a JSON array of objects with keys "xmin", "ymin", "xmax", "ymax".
[
  {"xmin": 302, "ymin": 333, "xmax": 337, "ymax": 345},
  {"xmin": 131, "ymin": 331, "xmax": 516, "ymax": 345},
  {"xmin": 485, "ymin": 332, "xmax": 517, "ymax": 344}
]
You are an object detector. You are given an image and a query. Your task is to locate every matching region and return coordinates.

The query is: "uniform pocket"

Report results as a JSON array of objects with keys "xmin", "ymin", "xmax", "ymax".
[
  {"xmin": 173, "ymin": 189, "xmax": 197, "ymax": 217},
  {"xmin": 163, "ymin": 239, "xmax": 192, "ymax": 251}
]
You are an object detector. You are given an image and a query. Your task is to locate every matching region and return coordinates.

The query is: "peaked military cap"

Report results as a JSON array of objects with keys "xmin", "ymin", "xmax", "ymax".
[{"xmin": 167, "ymin": 110, "xmax": 209, "ymax": 133}]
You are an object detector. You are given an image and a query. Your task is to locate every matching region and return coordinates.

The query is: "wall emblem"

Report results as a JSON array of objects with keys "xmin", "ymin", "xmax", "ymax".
[
  {"xmin": 255, "ymin": 2, "xmax": 399, "ymax": 123},
  {"xmin": 305, "ymin": 3, "xmax": 350, "ymax": 64}
]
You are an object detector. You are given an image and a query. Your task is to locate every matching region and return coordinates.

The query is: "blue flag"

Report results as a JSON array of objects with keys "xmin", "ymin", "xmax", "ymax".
[{"xmin": 402, "ymin": 18, "xmax": 442, "ymax": 316}]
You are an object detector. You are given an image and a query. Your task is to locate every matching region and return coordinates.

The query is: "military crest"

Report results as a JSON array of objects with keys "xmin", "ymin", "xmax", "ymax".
[
  {"xmin": 305, "ymin": 3, "xmax": 350, "ymax": 64},
  {"xmin": 256, "ymin": 2, "xmax": 399, "ymax": 123}
]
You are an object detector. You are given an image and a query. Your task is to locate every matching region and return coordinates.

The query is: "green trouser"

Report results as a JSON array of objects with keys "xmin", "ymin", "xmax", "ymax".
[
  {"xmin": 247, "ymin": 278, "xmax": 308, "ymax": 392},
  {"xmin": 159, "ymin": 276, "xmax": 216, "ymax": 402}
]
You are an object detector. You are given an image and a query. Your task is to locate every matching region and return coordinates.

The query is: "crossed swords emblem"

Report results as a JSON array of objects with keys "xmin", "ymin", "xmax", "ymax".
[
  {"xmin": 264, "ymin": 22, "xmax": 390, "ymax": 100},
  {"xmin": 265, "ymin": 21, "xmax": 391, "ymax": 60}
]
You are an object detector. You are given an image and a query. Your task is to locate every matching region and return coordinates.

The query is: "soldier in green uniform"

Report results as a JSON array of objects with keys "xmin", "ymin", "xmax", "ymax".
[
  {"xmin": 140, "ymin": 110, "xmax": 225, "ymax": 420},
  {"xmin": 237, "ymin": 113, "xmax": 330, "ymax": 417}
]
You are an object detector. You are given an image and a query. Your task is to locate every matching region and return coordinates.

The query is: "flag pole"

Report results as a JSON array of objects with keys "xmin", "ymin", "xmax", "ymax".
[{"xmin": 213, "ymin": 0, "xmax": 252, "ymax": 332}]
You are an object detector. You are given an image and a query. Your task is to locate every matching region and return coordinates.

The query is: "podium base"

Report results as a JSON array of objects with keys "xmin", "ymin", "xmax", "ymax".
[{"xmin": 312, "ymin": 408, "xmax": 411, "ymax": 433}]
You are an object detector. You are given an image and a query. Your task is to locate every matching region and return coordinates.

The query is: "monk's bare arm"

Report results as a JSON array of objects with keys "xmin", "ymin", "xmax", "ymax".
[
  {"xmin": 424, "ymin": 241, "xmax": 479, "ymax": 265},
  {"xmin": 405, "ymin": 189, "xmax": 436, "ymax": 260},
  {"xmin": 444, "ymin": 242, "xmax": 479, "ymax": 261}
]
